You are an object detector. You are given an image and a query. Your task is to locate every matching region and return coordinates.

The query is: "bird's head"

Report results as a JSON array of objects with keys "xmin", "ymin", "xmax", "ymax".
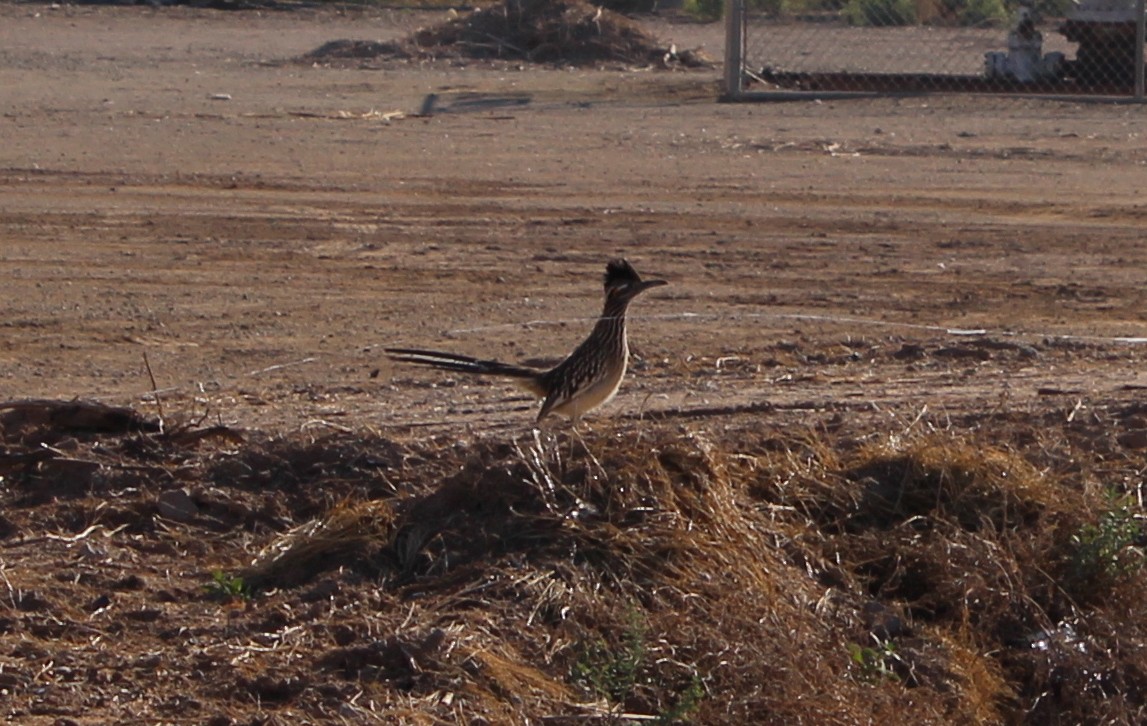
[{"xmin": 603, "ymin": 259, "xmax": 667, "ymax": 302}]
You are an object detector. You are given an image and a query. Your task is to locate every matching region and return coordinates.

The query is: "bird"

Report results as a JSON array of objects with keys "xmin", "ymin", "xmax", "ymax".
[{"xmin": 386, "ymin": 259, "xmax": 667, "ymax": 423}]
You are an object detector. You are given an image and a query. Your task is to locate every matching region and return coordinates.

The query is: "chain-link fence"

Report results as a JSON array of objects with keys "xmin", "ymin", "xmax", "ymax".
[{"xmin": 723, "ymin": 0, "xmax": 1147, "ymax": 99}]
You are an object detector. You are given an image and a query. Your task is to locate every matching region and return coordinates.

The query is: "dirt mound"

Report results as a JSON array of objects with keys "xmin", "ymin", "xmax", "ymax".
[
  {"xmin": 301, "ymin": 0, "xmax": 711, "ymax": 67},
  {"xmin": 2, "ymin": 398, "xmax": 1145, "ymax": 722}
]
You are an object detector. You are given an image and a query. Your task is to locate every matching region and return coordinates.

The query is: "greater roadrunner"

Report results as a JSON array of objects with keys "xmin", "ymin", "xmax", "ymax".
[{"xmin": 386, "ymin": 259, "xmax": 667, "ymax": 422}]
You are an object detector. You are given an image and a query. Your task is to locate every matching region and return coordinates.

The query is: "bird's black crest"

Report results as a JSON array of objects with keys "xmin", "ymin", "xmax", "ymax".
[{"xmin": 604, "ymin": 259, "xmax": 641, "ymax": 288}]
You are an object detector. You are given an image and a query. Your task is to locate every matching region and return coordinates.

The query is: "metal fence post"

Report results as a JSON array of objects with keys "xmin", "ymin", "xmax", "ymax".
[
  {"xmin": 1136, "ymin": 0, "xmax": 1146, "ymax": 99},
  {"xmin": 723, "ymin": 0, "xmax": 744, "ymax": 99}
]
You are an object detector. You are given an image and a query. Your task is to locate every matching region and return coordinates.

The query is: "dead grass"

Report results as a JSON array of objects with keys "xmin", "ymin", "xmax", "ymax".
[{"xmin": 0, "ymin": 399, "xmax": 1145, "ymax": 722}]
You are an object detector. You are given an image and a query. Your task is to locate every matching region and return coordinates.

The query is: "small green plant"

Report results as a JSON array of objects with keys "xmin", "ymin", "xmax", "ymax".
[
  {"xmin": 683, "ymin": 0, "xmax": 725, "ymax": 20},
  {"xmin": 1032, "ymin": 0, "xmax": 1073, "ymax": 16},
  {"xmin": 847, "ymin": 638, "xmax": 901, "ymax": 683},
  {"xmin": 683, "ymin": 0, "xmax": 846, "ymax": 20},
  {"xmin": 205, "ymin": 570, "xmax": 252, "ymax": 601},
  {"xmin": 572, "ymin": 610, "xmax": 648, "ymax": 704},
  {"xmin": 843, "ymin": 0, "xmax": 916, "ymax": 25},
  {"xmin": 656, "ymin": 673, "xmax": 705, "ymax": 724},
  {"xmin": 953, "ymin": 0, "xmax": 1007, "ymax": 26},
  {"xmin": 1070, "ymin": 492, "xmax": 1144, "ymax": 587},
  {"xmin": 571, "ymin": 609, "xmax": 704, "ymax": 722}
]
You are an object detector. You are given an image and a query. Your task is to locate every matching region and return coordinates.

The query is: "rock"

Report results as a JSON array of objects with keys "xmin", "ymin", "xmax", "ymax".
[{"xmin": 157, "ymin": 488, "xmax": 198, "ymax": 522}]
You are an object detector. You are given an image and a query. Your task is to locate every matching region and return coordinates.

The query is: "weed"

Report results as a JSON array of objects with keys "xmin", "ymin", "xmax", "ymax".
[
  {"xmin": 682, "ymin": 0, "xmax": 724, "ymax": 20},
  {"xmin": 571, "ymin": 608, "xmax": 703, "ymax": 722},
  {"xmin": 205, "ymin": 570, "xmax": 252, "ymax": 601},
  {"xmin": 847, "ymin": 638, "xmax": 901, "ymax": 683},
  {"xmin": 955, "ymin": 0, "xmax": 1008, "ymax": 25},
  {"xmin": 572, "ymin": 609, "xmax": 648, "ymax": 704},
  {"xmin": 656, "ymin": 673, "xmax": 705, "ymax": 724},
  {"xmin": 1070, "ymin": 492, "xmax": 1145, "ymax": 588},
  {"xmin": 843, "ymin": 0, "xmax": 916, "ymax": 25}
]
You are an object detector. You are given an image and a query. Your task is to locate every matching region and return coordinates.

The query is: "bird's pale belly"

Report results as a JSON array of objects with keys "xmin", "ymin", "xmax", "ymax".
[{"xmin": 548, "ymin": 360, "xmax": 627, "ymax": 420}]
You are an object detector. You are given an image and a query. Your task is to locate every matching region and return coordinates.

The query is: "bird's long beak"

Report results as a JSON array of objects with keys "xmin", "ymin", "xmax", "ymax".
[{"xmin": 636, "ymin": 278, "xmax": 668, "ymax": 294}]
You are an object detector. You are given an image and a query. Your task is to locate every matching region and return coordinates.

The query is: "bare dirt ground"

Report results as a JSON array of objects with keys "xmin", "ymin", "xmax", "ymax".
[
  {"xmin": 3, "ymin": 3, "xmax": 1147, "ymax": 435},
  {"xmin": 2, "ymin": 3, "xmax": 1147, "ymax": 724}
]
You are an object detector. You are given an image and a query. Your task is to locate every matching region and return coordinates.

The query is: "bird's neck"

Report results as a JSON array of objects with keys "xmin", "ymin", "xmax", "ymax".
[
  {"xmin": 600, "ymin": 295, "xmax": 632, "ymax": 322},
  {"xmin": 594, "ymin": 297, "xmax": 631, "ymax": 351}
]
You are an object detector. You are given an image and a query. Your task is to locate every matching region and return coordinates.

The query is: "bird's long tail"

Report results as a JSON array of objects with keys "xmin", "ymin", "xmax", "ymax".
[{"xmin": 385, "ymin": 348, "xmax": 544, "ymax": 392}]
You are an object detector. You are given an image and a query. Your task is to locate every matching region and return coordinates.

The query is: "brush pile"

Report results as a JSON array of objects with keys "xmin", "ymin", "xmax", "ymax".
[
  {"xmin": 302, "ymin": 0, "xmax": 710, "ymax": 67},
  {"xmin": 0, "ymin": 398, "xmax": 1145, "ymax": 722}
]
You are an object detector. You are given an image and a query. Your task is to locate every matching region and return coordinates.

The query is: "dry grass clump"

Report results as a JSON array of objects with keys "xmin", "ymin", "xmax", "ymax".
[
  {"xmin": 747, "ymin": 428, "xmax": 1147, "ymax": 723},
  {"xmin": 844, "ymin": 435, "xmax": 1061, "ymax": 531},
  {"xmin": 2, "ymin": 399, "xmax": 1145, "ymax": 723},
  {"xmin": 243, "ymin": 499, "xmax": 397, "ymax": 589},
  {"xmin": 238, "ymin": 422, "xmax": 1146, "ymax": 722}
]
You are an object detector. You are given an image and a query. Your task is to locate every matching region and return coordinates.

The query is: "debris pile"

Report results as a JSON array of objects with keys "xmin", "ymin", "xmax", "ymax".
[{"xmin": 302, "ymin": 0, "xmax": 711, "ymax": 67}]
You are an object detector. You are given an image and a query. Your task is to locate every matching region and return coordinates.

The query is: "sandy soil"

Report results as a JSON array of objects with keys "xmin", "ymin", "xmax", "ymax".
[
  {"xmin": 1, "ymin": 5, "xmax": 1147, "ymax": 722},
  {"xmin": 3, "ymin": 3, "xmax": 1147, "ymax": 438}
]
